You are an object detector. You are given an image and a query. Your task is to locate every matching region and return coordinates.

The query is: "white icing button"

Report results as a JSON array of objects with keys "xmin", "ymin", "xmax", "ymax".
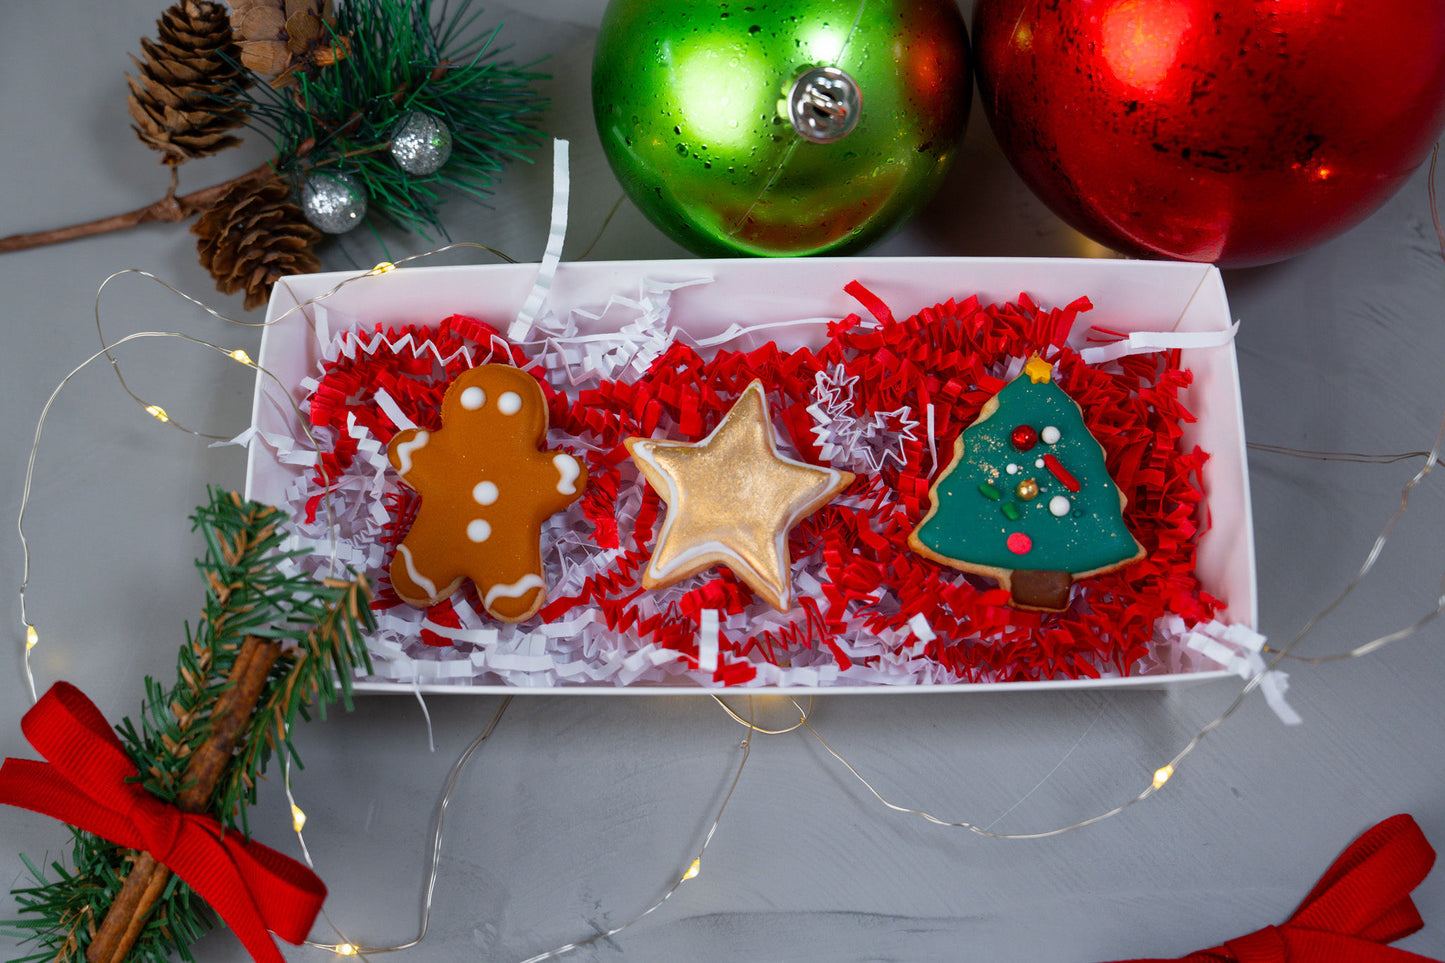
[
  {"xmin": 1035, "ymin": 457, "xmax": 1045, "ymax": 469},
  {"xmin": 498, "ymin": 391, "xmax": 523, "ymax": 415},
  {"xmin": 1041, "ymin": 425, "xmax": 1061, "ymax": 445},
  {"xmin": 473, "ymin": 480, "xmax": 499, "ymax": 505},
  {"xmin": 1049, "ymin": 495, "xmax": 1071, "ymax": 517},
  {"xmin": 1006, "ymin": 463, "xmax": 1019, "ymax": 475},
  {"xmin": 467, "ymin": 519, "xmax": 492, "ymax": 543},
  {"xmin": 460, "ymin": 386, "xmax": 486, "ymax": 410}
]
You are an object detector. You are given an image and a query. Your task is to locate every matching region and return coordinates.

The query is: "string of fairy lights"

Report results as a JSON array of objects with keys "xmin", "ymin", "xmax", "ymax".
[
  {"xmin": 11, "ymin": 153, "xmax": 1445, "ymax": 959},
  {"xmin": 16, "ymin": 242, "xmax": 516, "ymax": 701}
]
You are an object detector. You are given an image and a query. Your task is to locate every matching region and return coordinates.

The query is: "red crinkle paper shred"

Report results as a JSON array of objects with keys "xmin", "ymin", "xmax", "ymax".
[{"xmin": 308, "ymin": 291, "xmax": 1220, "ymax": 684}]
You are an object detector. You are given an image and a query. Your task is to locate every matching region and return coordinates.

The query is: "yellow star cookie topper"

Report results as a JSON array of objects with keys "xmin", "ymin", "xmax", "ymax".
[
  {"xmin": 1023, "ymin": 355, "xmax": 1054, "ymax": 383},
  {"xmin": 624, "ymin": 380, "xmax": 854, "ymax": 611}
]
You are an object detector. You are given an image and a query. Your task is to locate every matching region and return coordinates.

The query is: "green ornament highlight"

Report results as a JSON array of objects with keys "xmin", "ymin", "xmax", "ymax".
[
  {"xmin": 909, "ymin": 357, "xmax": 1145, "ymax": 612},
  {"xmin": 591, "ymin": 0, "xmax": 972, "ymax": 257}
]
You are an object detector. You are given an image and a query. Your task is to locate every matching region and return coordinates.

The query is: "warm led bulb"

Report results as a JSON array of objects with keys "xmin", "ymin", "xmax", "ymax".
[
  {"xmin": 230, "ymin": 348, "xmax": 253, "ymax": 365},
  {"xmin": 145, "ymin": 404, "xmax": 170, "ymax": 423},
  {"xmin": 291, "ymin": 803, "xmax": 307, "ymax": 832},
  {"xmin": 369, "ymin": 261, "xmax": 397, "ymax": 275},
  {"xmin": 683, "ymin": 858, "xmax": 701, "ymax": 881},
  {"xmin": 1152, "ymin": 765, "xmax": 1174, "ymax": 790},
  {"xmin": 25, "ymin": 625, "xmax": 38, "ymax": 651},
  {"xmin": 335, "ymin": 943, "xmax": 358, "ymax": 957}
]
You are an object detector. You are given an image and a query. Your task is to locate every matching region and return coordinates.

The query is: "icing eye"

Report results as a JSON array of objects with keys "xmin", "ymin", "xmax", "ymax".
[
  {"xmin": 460, "ymin": 387, "xmax": 486, "ymax": 410},
  {"xmin": 467, "ymin": 519, "xmax": 492, "ymax": 543},
  {"xmin": 498, "ymin": 391, "xmax": 523, "ymax": 415},
  {"xmin": 473, "ymin": 481, "xmax": 499, "ymax": 505}
]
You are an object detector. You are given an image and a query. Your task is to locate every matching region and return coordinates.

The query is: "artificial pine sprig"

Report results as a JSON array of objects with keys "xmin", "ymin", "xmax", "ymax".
[
  {"xmin": 246, "ymin": 0, "xmax": 548, "ymax": 236},
  {"xmin": 6, "ymin": 837, "xmax": 211, "ymax": 963},
  {"xmin": 2, "ymin": 489, "xmax": 376, "ymax": 963},
  {"xmin": 0, "ymin": 0, "xmax": 547, "ymax": 308}
]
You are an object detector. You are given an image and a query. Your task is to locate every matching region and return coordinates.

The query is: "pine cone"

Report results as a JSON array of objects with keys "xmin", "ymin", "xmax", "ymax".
[
  {"xmin": 126, "ymin": 0, "xmax": 250, "ymax": 165},
  {"xmin": 192, "ymin": 177, "xmax": 321, "ymax": 310},
  {"xmin": 229, "ymin": 0, "xmax": 350, "ymax": 88}
]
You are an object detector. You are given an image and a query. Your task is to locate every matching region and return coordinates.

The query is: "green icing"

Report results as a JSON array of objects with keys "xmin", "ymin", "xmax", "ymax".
[{"xmin": 914, "ymin": 370, "xmax": 1141, "ymax": 574}]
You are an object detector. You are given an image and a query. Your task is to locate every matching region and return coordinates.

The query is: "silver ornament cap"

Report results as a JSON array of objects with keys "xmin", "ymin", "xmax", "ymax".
[
  {"xmin": 787, "ymin": 66, "xmax": 862, "ymax": 144},
  {"xmin": 390, "ymin": 110, "xmax": 454, "ymax": 175},
  {"xmin": 300, "ymin": 170, "xmax": 368, "ymax": 234}
]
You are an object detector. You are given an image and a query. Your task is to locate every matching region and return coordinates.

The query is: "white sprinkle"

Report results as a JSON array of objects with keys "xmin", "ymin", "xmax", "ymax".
[
  {"xmin": 1041, "ymin": 425, "xmax": 1061, "ymax": 444},
  {"xmin": 1049, "ymin": 495, "xmax": 1071, "ymax": 517}
]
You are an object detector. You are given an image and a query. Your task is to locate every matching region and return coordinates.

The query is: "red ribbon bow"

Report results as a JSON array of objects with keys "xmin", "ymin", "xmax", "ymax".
[
  {"xmin": 0, "ymin": 682, "xmax": 326, "ymax": 963},
  {"xmin": 1114, "ymin": 813, "xmax": 1439, "ymax": 962}
]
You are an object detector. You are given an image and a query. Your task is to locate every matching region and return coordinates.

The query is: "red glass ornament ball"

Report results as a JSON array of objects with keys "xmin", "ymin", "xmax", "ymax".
[{"xmin": 972, "ymin": 0, "xmax": 1445, "ymax": 267}]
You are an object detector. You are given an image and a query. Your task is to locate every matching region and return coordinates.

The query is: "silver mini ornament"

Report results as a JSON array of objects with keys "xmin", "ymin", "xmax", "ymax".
[
  {"xmin": 300, "ymin": 170, "xmax": 367, "ymax": 234},
  {"xmin": 390, "ymin": 110, "xmax": 453, "ymax": 175}
]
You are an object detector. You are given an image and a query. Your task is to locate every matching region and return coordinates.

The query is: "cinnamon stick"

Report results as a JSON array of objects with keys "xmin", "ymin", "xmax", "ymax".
[{"xmin": 86, "ymin": 635, "xmax": 284, "ymax": 963}]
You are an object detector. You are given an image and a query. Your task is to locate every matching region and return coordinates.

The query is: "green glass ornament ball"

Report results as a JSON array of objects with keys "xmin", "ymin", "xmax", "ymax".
[{"xmin": 592, "ymin": 0, "xmax": 971, "ymax": 257}]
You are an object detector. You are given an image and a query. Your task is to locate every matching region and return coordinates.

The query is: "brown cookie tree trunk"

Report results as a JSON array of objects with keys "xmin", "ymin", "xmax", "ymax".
[{"xmin": 1010, "ymin": 569, "xmax": 1073, "ymax": 611}]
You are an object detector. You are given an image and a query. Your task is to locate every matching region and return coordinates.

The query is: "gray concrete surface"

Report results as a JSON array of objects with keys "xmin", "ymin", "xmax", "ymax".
[{"xmin": 2, "ymin": 2, "xmax": 1443, "ymax": 961}]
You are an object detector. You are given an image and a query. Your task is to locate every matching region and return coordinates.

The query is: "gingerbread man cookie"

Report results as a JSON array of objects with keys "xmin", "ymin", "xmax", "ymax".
[{"xmin": 387, "ymin": 364, "xmax": 587, "ymax": 621}]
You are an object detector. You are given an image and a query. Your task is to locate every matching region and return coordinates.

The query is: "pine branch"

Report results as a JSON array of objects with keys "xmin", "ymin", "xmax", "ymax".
[
  {"xmin": 2, "ymin": 836, "xmax": 210, "ymax": 963},
  {"xmin": 1, "ymin": 0, "xmax": 543, "ymax": 264},
  {"xmin": 217, "ymin": 573, "xmax": 374, "ymax": 827},
  {"xmin": 241, "ymin": 0, "xmax": 548, "ymax": 237},
  {"xmin": 5, "ymin": 490, "xmax": 375, "ymax": 963}
]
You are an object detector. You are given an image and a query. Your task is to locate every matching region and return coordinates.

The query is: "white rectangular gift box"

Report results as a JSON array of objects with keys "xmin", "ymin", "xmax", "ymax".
[{"xmin": 244, "ymin": 256, "xmax": 1255, "ymax": 695}]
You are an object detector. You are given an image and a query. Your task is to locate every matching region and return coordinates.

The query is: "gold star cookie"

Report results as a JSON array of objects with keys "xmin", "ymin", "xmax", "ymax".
[{"xmin": 624, "ymin": 380, "xmax": 853, "ymax": 611}]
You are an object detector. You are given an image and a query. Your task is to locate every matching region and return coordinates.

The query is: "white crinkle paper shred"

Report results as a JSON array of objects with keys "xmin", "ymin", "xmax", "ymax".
[
  {"xmin": 807, "ymin": 365, "xmax": 920, "ymax": 475},
  {"xmin": 250, "ymin": 278, "xmax": 1251, "ymax": 693}
]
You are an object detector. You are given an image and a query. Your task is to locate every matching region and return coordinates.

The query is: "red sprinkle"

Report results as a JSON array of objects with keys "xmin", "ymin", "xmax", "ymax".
[
  {"xmin": 1007, "ymin": 532, "xmax": 1033, "ymax": 555},
  {"xmin": 1011, "ymin": 425, "xmax": 1038, "ymax": 451},
  {"xmin": 1042, "ymin": 453, "xmax": 1080, "ymax": 492}
]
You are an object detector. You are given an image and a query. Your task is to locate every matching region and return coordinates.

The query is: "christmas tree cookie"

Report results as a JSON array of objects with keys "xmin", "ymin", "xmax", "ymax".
[{"xmin": 908, "ymin": 356, "xmax": 1144, "ymax": 611}]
